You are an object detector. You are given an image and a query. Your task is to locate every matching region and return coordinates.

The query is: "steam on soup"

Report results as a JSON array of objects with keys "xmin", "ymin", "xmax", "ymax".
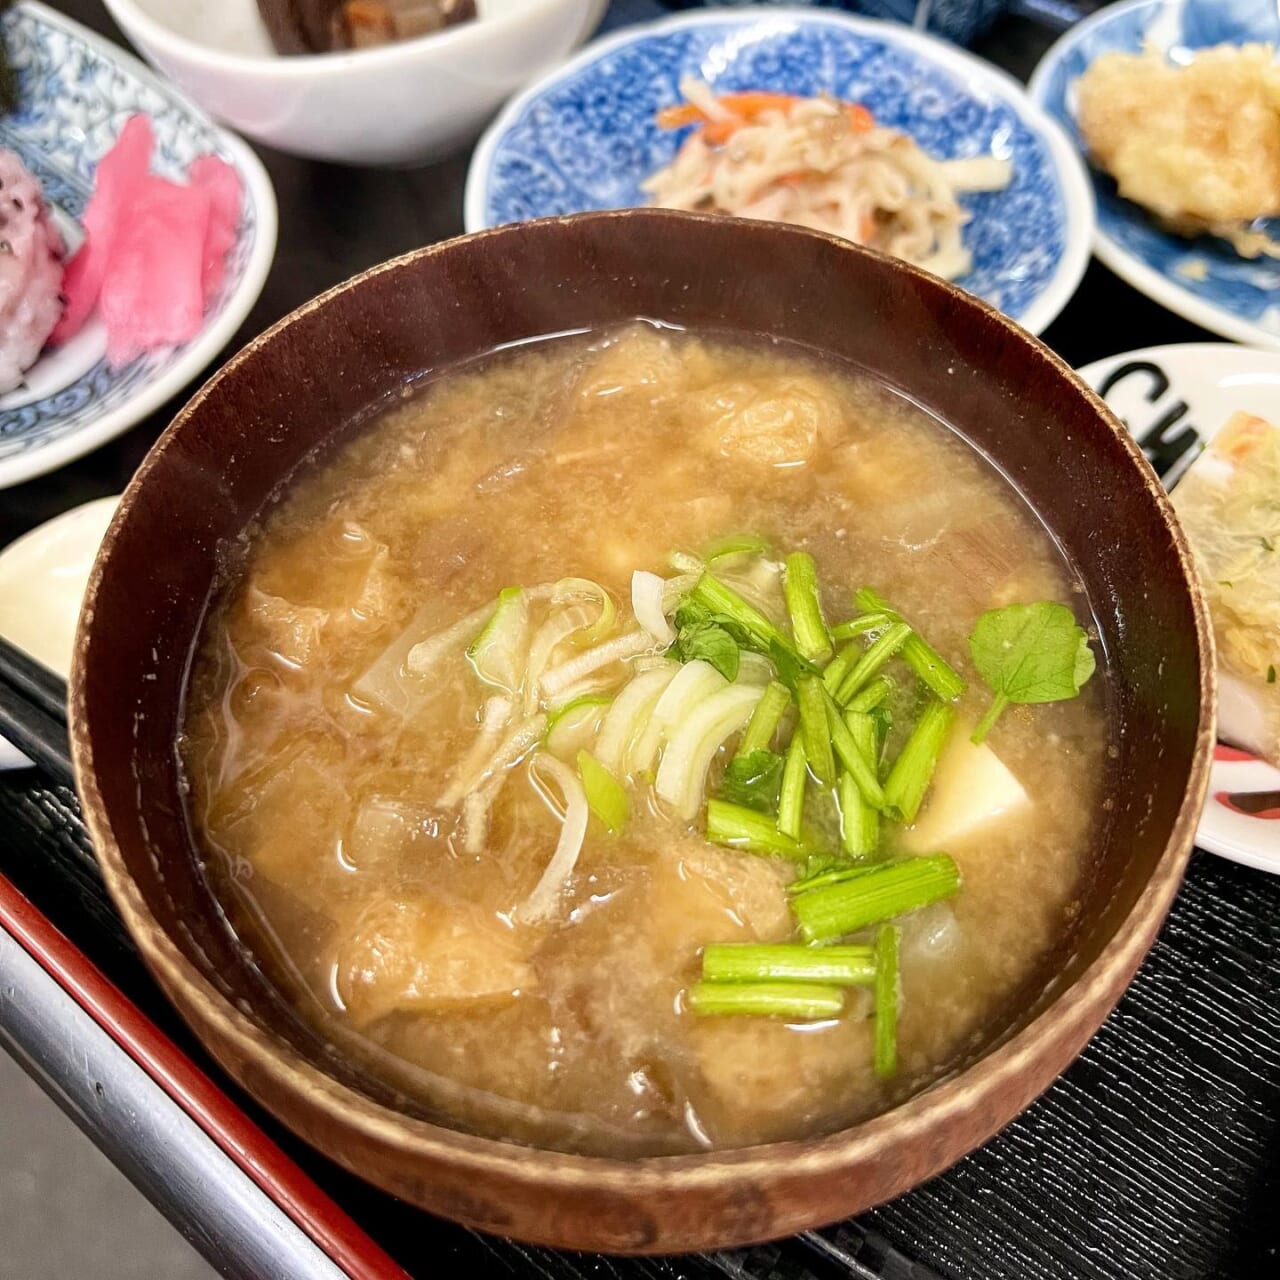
[{"xmin": 180, "ymin": 323, "xmax": 1110, "ymax": 1156}]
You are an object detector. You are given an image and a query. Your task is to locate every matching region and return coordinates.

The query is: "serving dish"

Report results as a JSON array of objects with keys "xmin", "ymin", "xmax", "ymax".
[
  {"xmin": 1029, "ymin": 0, "xmax": 1280, "ymax": 349},
  {"xmin": 0, "ymin": 1, "xmax": 276, "ymax": 491},
  {"xmin": 102, "ymin": 0, "xmax": 610, "ymax": 166},
  {"xmin": 465, "ymin": 7, "xmax": 1094, "ymax": 335},
  {"xmin": 1078, "ymin": 341, "xmax": 1280, "ymax": 875},
  {"xmin": 71, "ymin": 209, "xmax": 1212, "ymax": 1253},
  {"xmin": 0, "ymin": 495, "xmax": 118, "ymax": 770}
]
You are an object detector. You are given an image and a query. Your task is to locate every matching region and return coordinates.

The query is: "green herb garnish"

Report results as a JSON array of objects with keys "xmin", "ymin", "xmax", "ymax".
[
  {"xmin": 719, "ymin": 748, "xmax": 784, "ymax": 813},
  {"xmin": 705, "ymin": 798, "xmax": 811, "ymax": 859},
  {"xmin": 736, "ymin": 680, "xmax": 790, "ymax": 757},
  {"xmin": 1268, "ymin": 665, "xmax": 1276, "ymax": 685},
  {"xmin": 791, "ymin": 854, "xmax": 960, "ymax": 944},
  {"xmin": 883, "ymin": 699, "xmax": 955, "ymax": 824},
  {"xmin": 783, "ymin": 551, "xmax": 833, "ymax": 664},
  {"xmin": 701, "ymin": 943, "xmax": 875, "ymax": 986},
  {"xmin": 968, "ymin": 601, "xmax": 1097, "ymax": 744},
  {"xmin": 673, "ymin": 617, "xmax": 740, "ymax": 681},
  {"xmin": 873, "ymin": 925, "xmax": 901, "ymax": 1079},
  {"xmin": 686, "ymin": 981, "xmax": 844, "ymax": 1020}
]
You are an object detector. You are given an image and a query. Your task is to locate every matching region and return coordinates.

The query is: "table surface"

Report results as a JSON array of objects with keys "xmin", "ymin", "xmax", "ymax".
[{"xmin": 2, "ymin": 3, "xmax": 1278, "ymax": 1279}]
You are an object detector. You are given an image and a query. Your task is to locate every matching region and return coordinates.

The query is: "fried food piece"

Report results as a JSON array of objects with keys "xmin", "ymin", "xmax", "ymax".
[
  {"xmin": 1171, "ymin": 412, "xmax": 1280, "ymax": 764},
  {"xmin": 1075, "ymin": 44, "xmax": 1280, "ymax": 257}
]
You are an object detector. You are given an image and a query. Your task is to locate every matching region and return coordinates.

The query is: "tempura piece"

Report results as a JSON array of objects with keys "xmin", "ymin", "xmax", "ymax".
[
  {"xmin": 1171, "ymin": 413, "xmax": 1280, "ymax": 764},
  {"xmin": 1075, "ymin": 44, "xmax": 1280, "ymax": 258}
]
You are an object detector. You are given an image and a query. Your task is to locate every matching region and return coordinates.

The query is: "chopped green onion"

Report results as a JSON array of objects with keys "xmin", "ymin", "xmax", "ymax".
[
  {"xmin": 847, "ymin": 675, "xmax": 893, "ymax": 714},
  {"xmin": 827, "ymin": 692, "xmax": 886, "ymax": 809},
  {"xmin": 702, "ymin": 943, "xmax": 875, "ymax": 986},
  {"xmin": 654, "ymin": 684, "xmax": 762, "ymax": 821},
  {"xmin": 835, "ymin": 621, "xmax": 911, "ymax": 704},
  {"xmin": 873, "ymin": 925, "xmax": 901, "ymax": 1079},
  {"xmin": 838, "ymin": 711, "xmax": 880, "ymax": 857},
  {"xmin": 855, "ymin": 588, "xmax": 966, "ymax": 701},
  {"xmin": 736, "ymin": 681, "xmax": 791, "ymax": 758},
  {"xmin": 791, "ymin": 854, "xmax": 960, "ymax": 943},
  {"xmin": 796, "ymin": 675, "xmax": 836, "ymax": 786},
  {"xmin": 577, "ymin": 751, "xmax": 630, "ymax": 834},
  {"xmin": 822, "ymin": 641, "xmax": 858, "ymax": 697},
  {"xmin": 783, "ymin": 552, "xmax": 833, "ymax": 664},
  {"xmin": 690, "ymin": 572, "xmax": 795, "ymax": 660},
  {"xmin": 706, "ymin": 798, "xmax": 810, "ymax": 859},
  {"xmin": 830, "ymin": 612, "xmax": 890, "ymax": 642},
  {"xmin": 777, "ymin": 731, "xmax": 808, "ymax": 841},
  {"xmin": 467, "ymin": 586, "xmax": 530, "ymax": 692},
  {"xmin": 544, "ymin": 695, "xmax": 612, "ymax": 758},
  {"xmin": 703, "ymin": 533, "xmax": 772, "ymax": 562},
  {"xmin": 685, "ymin": 981, "xmax": 844, "ymax": 1019},
  {"xmin": 554, "ymin": 577, "xmax": 617, "ymax": 648},
  {"xmin": 883, "ymin": 699, "xmax": 955, "ymax": 824}
]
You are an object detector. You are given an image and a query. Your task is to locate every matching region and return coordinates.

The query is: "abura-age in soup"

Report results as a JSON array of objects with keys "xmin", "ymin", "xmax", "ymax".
[{"xmin": 181, "ymin": 322, "xmax": 1111, "ymax": 1156}]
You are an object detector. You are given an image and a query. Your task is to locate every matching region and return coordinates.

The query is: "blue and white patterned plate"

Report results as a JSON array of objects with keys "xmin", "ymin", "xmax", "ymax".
[
  {"xmin": 0, "ymin": 2, "xmax": 276, "ymax": 490},
  {"xmin": 1029, "ymin": 0, "xmax": 1280, "ymax": 349},
  {"xmin": 464, "ymin": 7, "xmax": 1093, "ymax": 334}
]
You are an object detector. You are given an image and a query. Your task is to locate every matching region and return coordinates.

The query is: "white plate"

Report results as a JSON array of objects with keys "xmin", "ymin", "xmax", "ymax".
[
  {"xmin": 0, "ymin": 1, "xmax": 277, "ymax": 489},
  {"xmin": 0, "ymin": 495, "xmax": 120, "ymax": 771},
  {"xmin": 1078, "ymin": 342, "xmax": 1280, "ymax": 873},
  {"xmin": 1029, "ymin": 0, "xmax": 1280, "ymax": 348}
]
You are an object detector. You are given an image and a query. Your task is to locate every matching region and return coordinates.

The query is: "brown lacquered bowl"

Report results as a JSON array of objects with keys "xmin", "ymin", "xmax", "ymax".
[{"xmin": 71, "ymin": 210, "xmax": 1214, "ymax": 1254}]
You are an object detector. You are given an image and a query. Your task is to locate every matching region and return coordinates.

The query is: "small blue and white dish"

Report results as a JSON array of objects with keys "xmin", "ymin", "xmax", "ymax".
[
  {"xmin": 1029, "ymin": 0, "xmax": 1280, "ymax": 349},
  {"xmin": 0, "ymin": 1, "xmax": 277, "ymax": 490},
  {"xmin": 465, "ymin": 7, "xmax": 1094, "ymax": 335}
]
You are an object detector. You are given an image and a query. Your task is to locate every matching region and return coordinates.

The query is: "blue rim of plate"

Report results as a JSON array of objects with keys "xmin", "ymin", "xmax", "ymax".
[
  {"xmin": 1028, "ymin": 0, "xmax": 1280, "ymax": 349},
  {"xmin": 0, "ymin": 1, "xmax": 277, "ymax": 490},
  {"xmin": 465, "ymin": 7, "xmax": 1094, "ymax": 336}
]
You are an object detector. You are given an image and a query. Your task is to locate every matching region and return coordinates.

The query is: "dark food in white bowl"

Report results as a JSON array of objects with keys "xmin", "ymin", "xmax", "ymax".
[{"xmin": 256, "ymin": 0, "xmax": 476, "ymax": 54}]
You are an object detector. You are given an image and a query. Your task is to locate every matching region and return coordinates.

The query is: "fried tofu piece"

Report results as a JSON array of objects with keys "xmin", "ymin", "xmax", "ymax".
[{"xmin": 336, "ymin": 894, "xmax": 534, "ymax": 1027}]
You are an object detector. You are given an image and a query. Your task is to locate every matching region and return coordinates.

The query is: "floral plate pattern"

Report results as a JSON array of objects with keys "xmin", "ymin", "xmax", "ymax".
[
  {"xmin": 465, "ymin": 7, "xmax": 1093, "ymax": 335},
  {"xmin": 0, "ymin": 1, "xmax": 276, "ymax": 489}
]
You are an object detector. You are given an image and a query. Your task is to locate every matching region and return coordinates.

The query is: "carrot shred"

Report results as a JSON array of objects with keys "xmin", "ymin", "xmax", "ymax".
[
  {"xmin": 845, "ymin": 103, "xmax": 875, "ymax": 132},
  {"xmin": 655, "ymin": 90, "xmax": 875, "ymax": 145}
]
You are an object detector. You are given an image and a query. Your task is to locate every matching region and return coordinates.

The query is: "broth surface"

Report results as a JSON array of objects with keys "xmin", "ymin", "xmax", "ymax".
[{"xmin": 181, "ymin": 323, "xmax": 1109, "ymax": 1155}]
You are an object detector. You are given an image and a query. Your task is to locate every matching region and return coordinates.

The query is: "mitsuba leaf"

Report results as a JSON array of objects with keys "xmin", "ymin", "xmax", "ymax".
[
  {"xmin": 720, "ymin": 749, "xmax": 784, "ymax": 813},
  {"xmin": 967, "ymin": 601, "xmax": 1096, "ymax": 743},
  {"xmin": 674, "ymin": 619, "xmax": 741, "ymax": 681}
]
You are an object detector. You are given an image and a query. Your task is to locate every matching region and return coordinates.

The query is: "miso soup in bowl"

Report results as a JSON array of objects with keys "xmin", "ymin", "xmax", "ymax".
[{"xmin": 72, "ymin": 211, "xmax": 1212, "ymax": 1252}]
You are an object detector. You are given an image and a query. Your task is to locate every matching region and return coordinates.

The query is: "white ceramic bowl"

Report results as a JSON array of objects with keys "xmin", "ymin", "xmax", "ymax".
[{"xmin": 101, "ymin": 0, "xmax": 609, "ymax": 166}]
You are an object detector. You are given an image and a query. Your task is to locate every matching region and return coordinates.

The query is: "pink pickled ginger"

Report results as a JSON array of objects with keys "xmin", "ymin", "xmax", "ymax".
[
  {"xmin": 52, "ymin": 113, "xmax": 244, "ymax": 364},
  {"xmin": 101, "ymin": 176, "xmax": 210, "ymax": 368}
]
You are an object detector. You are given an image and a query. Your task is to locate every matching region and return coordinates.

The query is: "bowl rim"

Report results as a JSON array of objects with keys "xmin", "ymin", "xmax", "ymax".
[
  {"xmin": 99, "ymin": 0, "xmax": 606, "ymax": 78},
  {"xmin": 462, "ymin": 4, "xmax": 1097, "ymax": 338},
  {"xmin": 70, "ymin": 208, "xmax": 1215, "ymax": 1202},
  {"xmin": 0, "ymin": 0, "xmax": 280, "ymax": 490}
]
